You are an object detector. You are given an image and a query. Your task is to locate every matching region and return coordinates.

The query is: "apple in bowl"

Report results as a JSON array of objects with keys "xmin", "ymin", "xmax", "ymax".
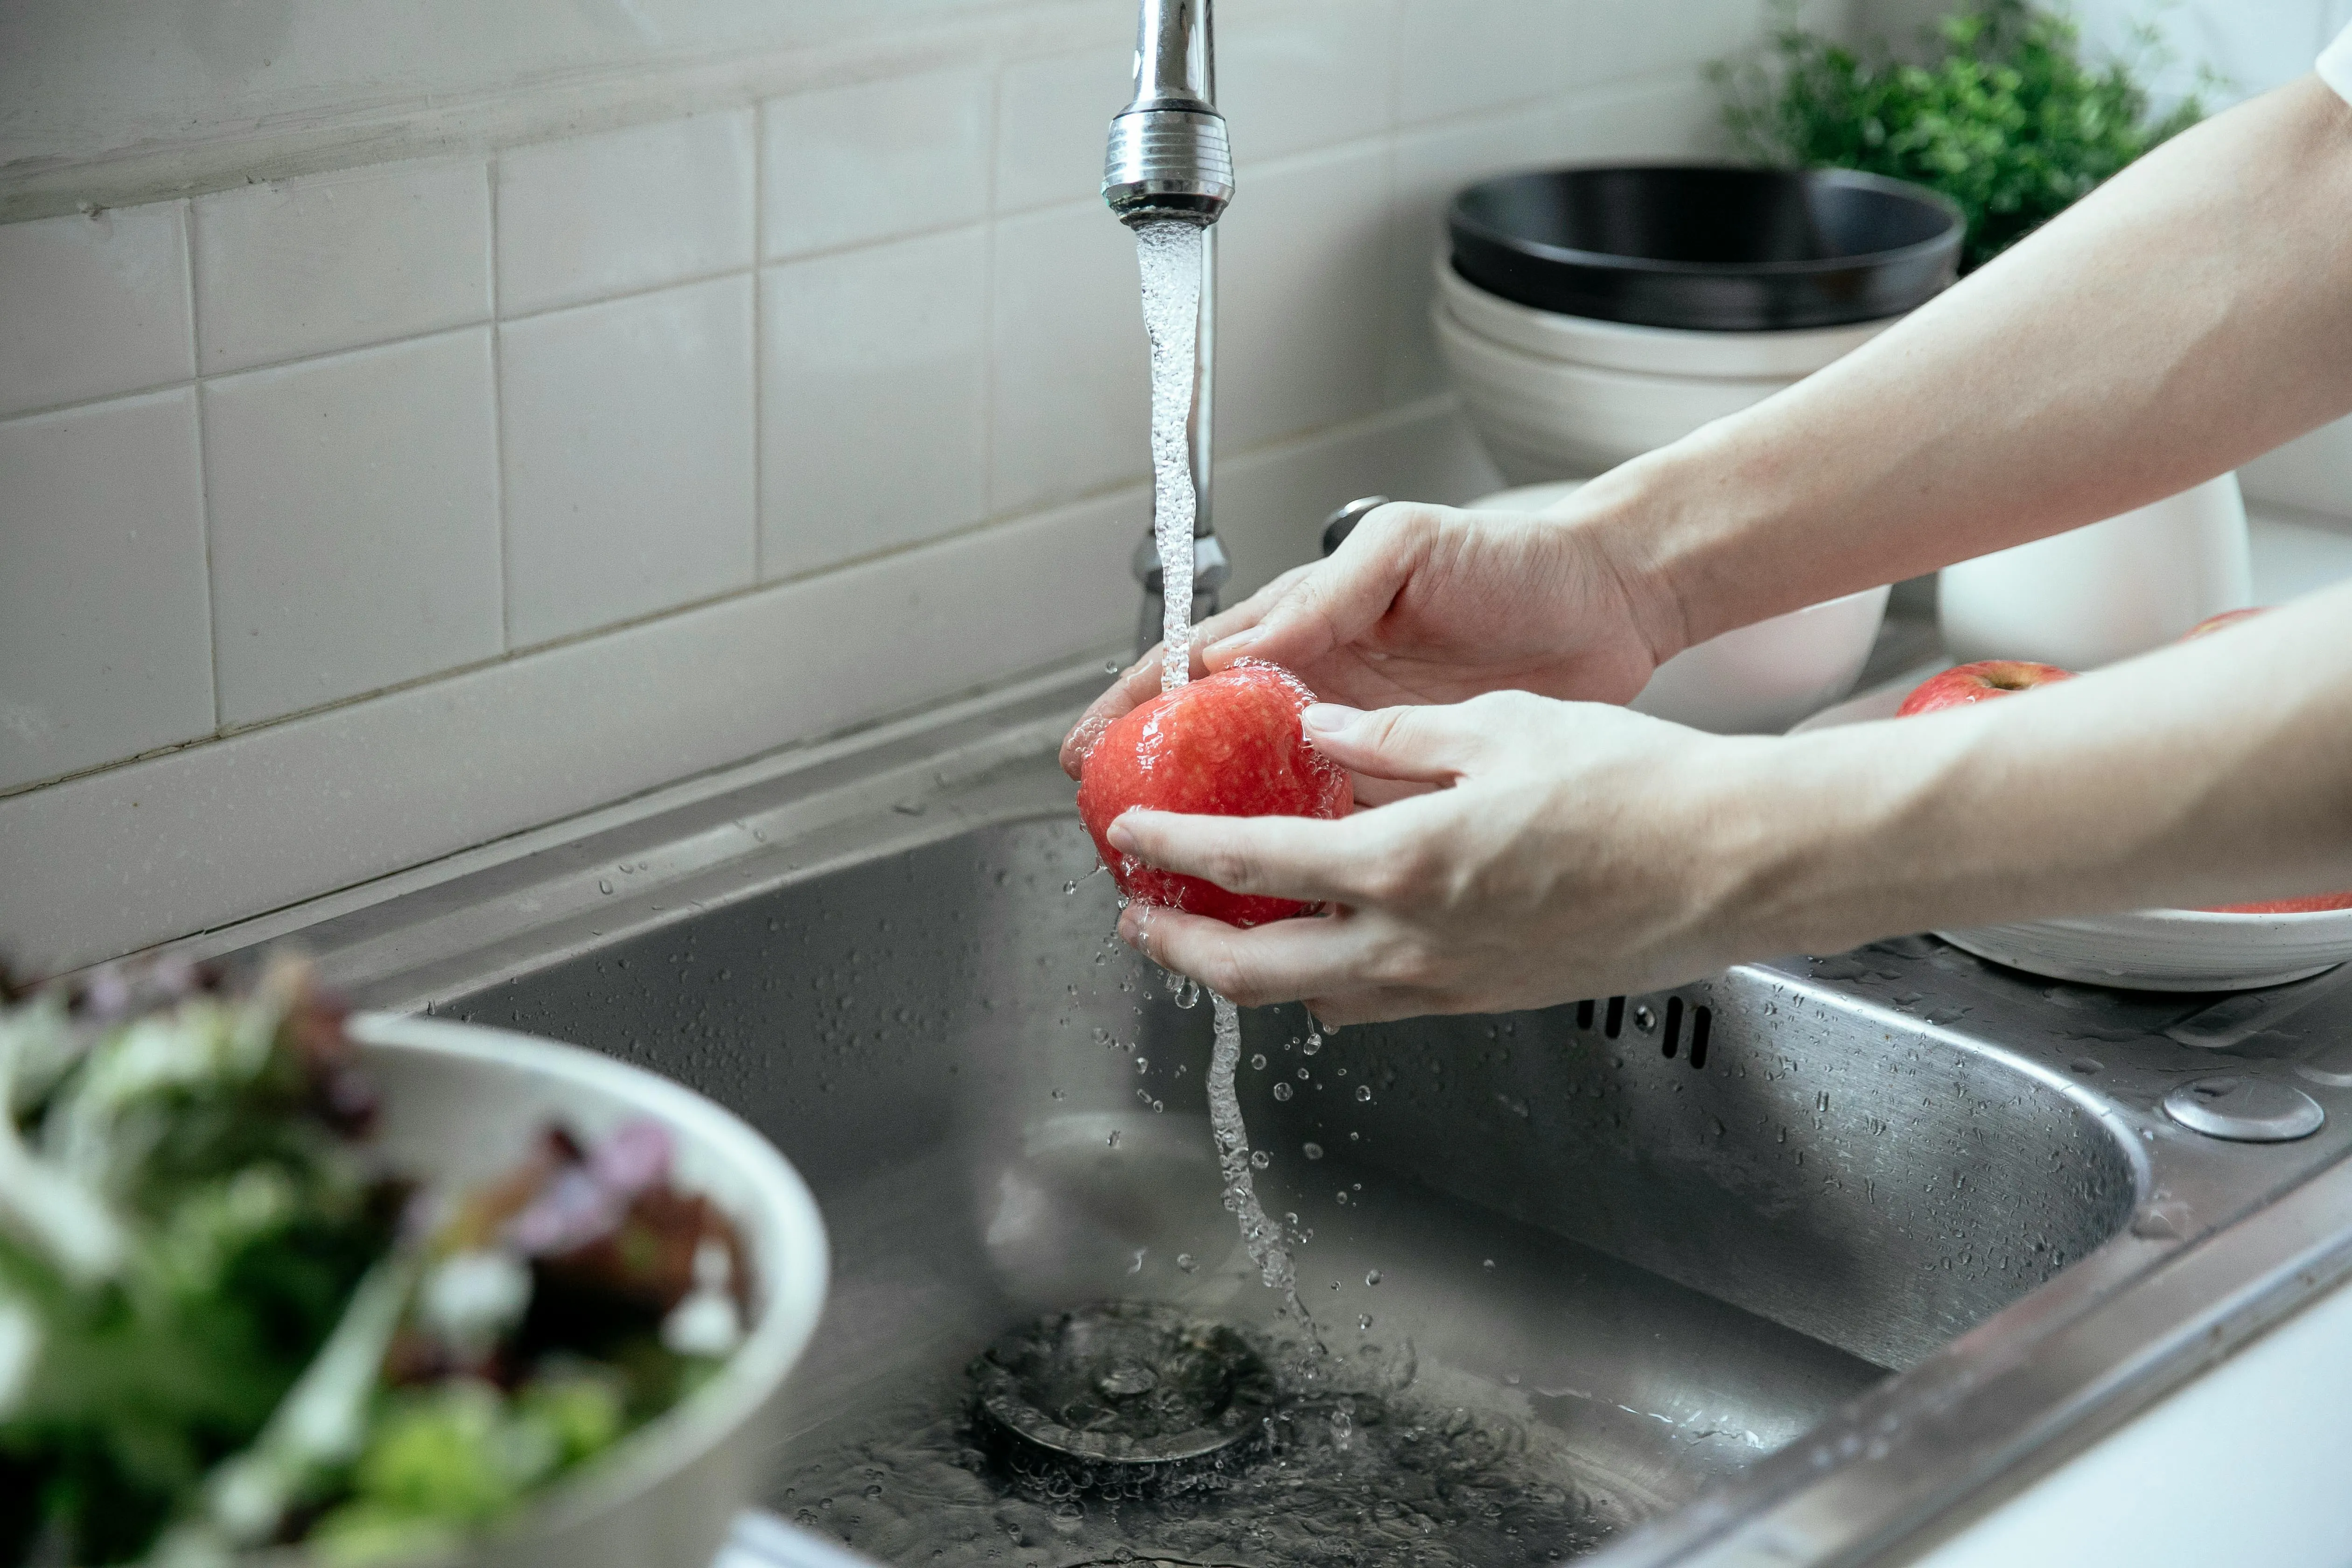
[
  {"xmin": 1895, "ymin": 659, "xmax": 2074, "ymax": 716},
  {"xmin": 1896, "ymin": 639, "xmax": 2352, "ymax": 915}
]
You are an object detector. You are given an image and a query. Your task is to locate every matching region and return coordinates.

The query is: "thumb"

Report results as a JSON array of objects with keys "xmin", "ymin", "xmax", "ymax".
[
  {"xmin": 1301, "ymin": 701, "xmax": 1493, "ymax": 785},
  {"xmin": 1201, "ymin": 503, "xmax": 1435, "ymax": 673}
]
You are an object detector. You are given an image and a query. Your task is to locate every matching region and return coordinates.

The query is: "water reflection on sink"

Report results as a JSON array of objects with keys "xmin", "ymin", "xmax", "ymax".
[{"xmin": 425, "ymin": 815, "xmax": 2139, "ymax": 1565}]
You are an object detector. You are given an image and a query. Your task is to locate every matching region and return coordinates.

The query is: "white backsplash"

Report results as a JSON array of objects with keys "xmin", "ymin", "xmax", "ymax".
[{"xmin": 1, "ymin": 0, "xmax": 1774, "ymax": 973}]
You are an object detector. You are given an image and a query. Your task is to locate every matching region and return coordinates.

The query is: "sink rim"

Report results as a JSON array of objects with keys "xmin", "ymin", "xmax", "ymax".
[{"xmin": 184, "ymin": 655, "xmax": 2352, "ymax": 1568}]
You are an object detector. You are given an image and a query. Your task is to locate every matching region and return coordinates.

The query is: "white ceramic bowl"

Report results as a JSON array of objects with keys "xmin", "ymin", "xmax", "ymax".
[
  {"xmin": 324, "ymin": 1012, "xmax": 831, "ymax": 1568},
  {"xmin": 1436, "ymin": 307, "xmax": 1785, "ymax": 482},
  {"xmin": 1435, "ymin": 259, "xmax": 1892, "ymax": 378},
  {"xmin": 1791, "ymin": 669, "xmax": 2352, "ymax": 990},
  {"xmin": 1937, "ymin": 472, "xmax": 2252, "ymax": 669},
  {"xmin": 1434, "ymin": 260, "xmax": 1894, "ymax": 482},
  {"xmin": 1934, "ymin": 911, "xmax": 2352, "ymax": 992},
  {"xmin": 1469, "ymin": 481, "xmax": 1890, "ymax": 734}
]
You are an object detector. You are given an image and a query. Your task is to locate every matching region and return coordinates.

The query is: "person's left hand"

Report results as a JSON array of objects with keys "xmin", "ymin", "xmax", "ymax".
[{"xmin": 1104, "ymin": 693, "xmax": 1790, "ymax": 1023}]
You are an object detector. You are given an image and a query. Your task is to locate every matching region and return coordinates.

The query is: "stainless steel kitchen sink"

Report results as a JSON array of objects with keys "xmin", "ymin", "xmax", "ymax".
[{"xmin": 219, "ymin": 662, "xmax": 2352, "ymax": 1568}]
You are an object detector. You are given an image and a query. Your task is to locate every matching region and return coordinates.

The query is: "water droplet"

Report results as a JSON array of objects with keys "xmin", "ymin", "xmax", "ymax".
[
  {"xmin": 1105, "ymin": 658, "xmax": 1123, "ymax": 673},
  {"xmin": 1271, "ymin": 1082, "xmax": 1293, "ymax": 1102},
  {"xmin": 1176, "ymin": 1252, "xmax": 1197, "ymax": 1271},
  {"xmin": 1063, "ymin": 880, "xmax": 1078, "ymax": 895},
  {"xmin": 1302, "ymin": 1141, "xmax": 1324, "ymax": 1160},
  {"xmin": 1135, "ymin": 1056, "xmax": 1148, "ymax": 1072},
  {"xmin": 1355, "ymin": 1085, "xmax": 1372, "ymax": 1103},
  {"xmin": 1249, "ymin": 1052, "xmax": 1267, "ymax": 1071},
  {"xmin": 1249, "ymin": 1149, "xmax": 1270, "ymax": 1169},
  {"xmin": 1358, "ymin": 1313, "xmax": 1373, "ymax": 1330},
  {"xmin": 1335, "ymin": 1190, "xmax": 1350, "ymax": 1205},
  {"xmin": 1365, "ymin": 1269, "xmax": 1382, "ymax": 1286},
  {"xmin": 1050, "ymin": 1087, "xmax": 1065, "ymax": 1100},
  {"xmin": 1106, "ymin": 1130, "xmax": 1121, "ymax": 1148},
  {"xmin": 1296, "ymin": 1067, "xmax": 1310, "ymax": 1080},
  {"xmin": 1303, "ymin": 1032, "xmax": 1323, "ymax": 1056},
  {"xmin": 598, "ymin": 879, "xmax": 614, "ymax": 895},
  {"xmin": 1483, "ymin": 1258, "xmax": 1496, "ymax": 1270}
]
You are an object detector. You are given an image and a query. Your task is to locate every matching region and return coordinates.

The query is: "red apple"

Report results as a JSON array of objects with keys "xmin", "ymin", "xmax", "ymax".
[
  {"xmin": 1076, "ymin": 660, "xmax": 1353, "ymax": 927},
  {"xmin": 2205, "ymin": 891, "xmax": 2352, "ymax": 915},
  {"xmin": 1896, "ymin": 659, "xmax": 2076, "ymax": 717},
  {"xmin": 2182, "ymin": 607, "xmax": 2265, "ymax": 640}
]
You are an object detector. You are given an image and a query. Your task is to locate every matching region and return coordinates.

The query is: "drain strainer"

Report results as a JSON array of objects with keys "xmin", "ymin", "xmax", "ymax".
[{"xmin": 970, "ymin": 1301, "xmax": 1276, "ymax": 1478}]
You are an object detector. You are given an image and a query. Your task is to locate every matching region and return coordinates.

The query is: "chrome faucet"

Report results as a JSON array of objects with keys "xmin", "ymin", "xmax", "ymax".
[{"xmin": 1104, "ymin": 0, "xmax": 1233, "ymax": 657}]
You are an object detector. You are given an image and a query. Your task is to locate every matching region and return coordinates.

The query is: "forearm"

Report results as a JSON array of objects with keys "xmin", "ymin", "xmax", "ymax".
[
  {"xmin": 1722, "ymin": 585, "xmax": 2352, "ymax": 953},
  {"xmin": 1569, "ymin": 76, "xmax": 2352, "ymax": 658}
]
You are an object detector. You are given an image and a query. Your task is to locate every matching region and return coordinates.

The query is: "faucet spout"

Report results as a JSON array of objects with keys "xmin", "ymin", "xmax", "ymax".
[
  {"xmin": 1106, "ymin": 0, "xmax": 1231, "ymax": 655},
  {"xmin": 1102, "ymin": 0, "xmax": 1232, "ymax": 226}
]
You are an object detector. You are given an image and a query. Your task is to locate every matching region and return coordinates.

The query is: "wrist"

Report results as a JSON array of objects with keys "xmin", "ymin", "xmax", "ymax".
[{"xmin": 1540, "ymin": 455, "xmax": 1703, "ymax": 670}]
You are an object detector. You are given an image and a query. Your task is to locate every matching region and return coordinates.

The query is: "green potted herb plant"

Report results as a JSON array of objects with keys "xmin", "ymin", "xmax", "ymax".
[
  {"xmin": 1715, "ymin": 0, "xmax": 2250, "ymax": 670},
  {"xmin": 1715, "ymin": 0, "xmax": 2203, "ymax": 269}
]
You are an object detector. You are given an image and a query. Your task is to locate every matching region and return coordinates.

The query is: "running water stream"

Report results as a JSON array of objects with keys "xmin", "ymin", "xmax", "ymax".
[{"xmin": 1133, "ymin": 217, "xmax": 1315, "ymax": 1341}]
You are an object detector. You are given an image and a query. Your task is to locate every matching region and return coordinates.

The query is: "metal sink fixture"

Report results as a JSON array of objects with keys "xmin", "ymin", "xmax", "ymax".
[{"xmin": 220, "ymin": 661, "xmax": 2352, "ymax": 1568}]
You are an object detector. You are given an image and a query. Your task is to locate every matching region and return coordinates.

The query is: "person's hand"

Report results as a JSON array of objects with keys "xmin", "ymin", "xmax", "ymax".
[
  {"xmin": 1101, "ymin": 693, "xmax": 1787, "ymax": 1023},
  {"xmin": 1059, "ymin": 498, "xmax": 1677, "ymax": 779}
]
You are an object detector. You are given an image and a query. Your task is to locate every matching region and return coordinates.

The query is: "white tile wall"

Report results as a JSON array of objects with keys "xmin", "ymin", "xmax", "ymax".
[
  {"xmin": 0, "ymin": 391, "xmax": 212, "ymax": 790},
  {"xmin": 193, "ymin": 158, "xmax": 491, "ymax": 373},
  {"xmin": 0, "ymin": 0, "xmax": 1758, "ymax": 962},
  {"xmin": 0, "ymin": 203, "xmax": 193, "ymax": 417},
  {"xmin": 990, "ymin": 199, "xmax": 1152, "ymax": 514},
  {"xmin": 1393, "ymin": 0, "xmax": 1585, "ymax": 124},
  {"xmin": 497, "ymin": 111, "xmax": 756, "ymax": 318},
  {"xmin": 995, "ymin": 47, "xmax": 1134, "ymax": 217},
  {"xmin": 1220, "ymin": 1, "xmax": 1398, "ymax": 167},
  {"xmin": 1218, "ymin": 141, "xmax": 1393, "ymax": 449},
  {"xmin": 763, "ymin": 69, "xmax": 993, "ymax": 260},
  {"xmin": 760, "ymin": 225, "xmax": 990, "ymax": 579},
  {"xmin": 203, "ymin": 329, "xmax": 504, "ymax": 724},
  {"xmin": 501, "ymin": 275, "xmax": 756, "ymax": 645}
]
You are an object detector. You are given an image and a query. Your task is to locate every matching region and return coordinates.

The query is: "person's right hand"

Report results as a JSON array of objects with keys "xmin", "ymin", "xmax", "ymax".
[{"xmin": 1059, "ymin": 497, "xmax": 1677, "ymax": 779}]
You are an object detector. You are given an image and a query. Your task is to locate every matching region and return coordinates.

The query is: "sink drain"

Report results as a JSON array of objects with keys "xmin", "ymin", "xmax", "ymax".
[{"xmin": 970, "ymin": 1302, "xmax": 1276, "ymax": 1490}]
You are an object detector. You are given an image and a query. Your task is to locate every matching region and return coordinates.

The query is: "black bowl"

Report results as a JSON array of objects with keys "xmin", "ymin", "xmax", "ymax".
[{"xmin": 1448, "ymin": 164, "xmax": 1963, "ymax": 331}]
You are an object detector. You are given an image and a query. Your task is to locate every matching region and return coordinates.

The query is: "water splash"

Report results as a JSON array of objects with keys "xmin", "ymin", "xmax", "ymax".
[
  {"xmin": 1207, "ymin": 995, "xmax": 1321, "ymax": 1354},
  {"xmin": 1133, "ymin": 217, "xmax": 1203, "ymax": 691}
]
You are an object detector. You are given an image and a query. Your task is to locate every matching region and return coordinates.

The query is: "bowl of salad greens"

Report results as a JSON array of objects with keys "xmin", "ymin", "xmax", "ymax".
[{"xmin": 0, "ymin": 956, "xmax": 829, "ymax": 1568}]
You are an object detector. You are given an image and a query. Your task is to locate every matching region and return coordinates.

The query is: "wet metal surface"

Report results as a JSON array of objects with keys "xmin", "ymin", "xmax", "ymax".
[{"xmin": 236, "ymin": 663, "xmax": 2352, "ymax": 1567}]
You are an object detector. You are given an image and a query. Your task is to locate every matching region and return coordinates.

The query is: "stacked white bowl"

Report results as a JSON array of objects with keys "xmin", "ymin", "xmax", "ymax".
[{"xmin": 1433, "ymin": 258, "xmax": 1895, "ymax": 483}]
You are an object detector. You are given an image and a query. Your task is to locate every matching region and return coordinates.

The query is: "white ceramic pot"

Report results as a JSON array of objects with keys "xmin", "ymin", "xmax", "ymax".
[
  {"xmin": 312, "ymin": 1013, "xmax": 832, "ymax": 1568},
  {"xmin": 1937, "ymin": 472, "xmax": 2252, "ymax": 669},
  {"xmin": 1435, "ymin": 259, "xmax": 1896, "ymax": 482},
  {"xmin": 1471, "ymin": 481, "xmax": 1890, "ymax": 733}
]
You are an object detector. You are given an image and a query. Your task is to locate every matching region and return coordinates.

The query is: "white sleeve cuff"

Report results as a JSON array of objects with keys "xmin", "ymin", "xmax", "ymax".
[{"xmin": 2321, "ymin": 21, "xmax": 2352, "ymax": 105}]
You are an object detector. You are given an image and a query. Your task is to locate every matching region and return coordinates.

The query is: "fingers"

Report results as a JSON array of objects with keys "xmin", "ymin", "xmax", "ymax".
[
  {"xmin": 1299, "ymin": 699, "xmax": 1507, "ymax": 784},
  {"xmin": 1106, "ymin": 809, "xmax": 1365, "ymax": 906},
  {"xmin": 1200, "ymin": 503, "xmax": 1441, "ymax": 674},
  {"xmin": 1348, "ymin": 773, "xmax": 1440, "ymax": 808},
  {"xmin": 1192, "ymin": 564, "xmax": 1313, "ymax": 667},
  {"xmin": 1119, "ymin": 902, "xmax": 1374, "ymax": 1008},
  {"xmin": 1060, "ymin": 563, "xmax": 1329, "ymax": 777},
  {"xmin": 1059, "ymin": 651, "xmax": 1163, "ymax": 778}
]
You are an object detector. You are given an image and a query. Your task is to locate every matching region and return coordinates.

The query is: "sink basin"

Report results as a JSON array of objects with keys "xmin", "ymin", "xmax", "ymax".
[{"xmin": 224, "ymin": 664, "xmax": 2352, "ymax": 1567}]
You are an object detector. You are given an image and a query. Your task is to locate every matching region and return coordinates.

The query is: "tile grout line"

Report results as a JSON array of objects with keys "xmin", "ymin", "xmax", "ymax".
[
  {"xmin": 0, "ymin": 392, "xmax": 1473, "ymax": 803},
  {"xmin": 486, "ymin": 158, "xmax": 514, "ymax": 654},
  {"xmin": 181, "ymin": 197, "xmax": 226, "ymax": 738},
  {"xmin": 981, "ymin": 63, "xmax": 1004, "ymax": 529},
  {"xmin": 750, "ymin": 102, "xmax": 768, "ymax": 585}
]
